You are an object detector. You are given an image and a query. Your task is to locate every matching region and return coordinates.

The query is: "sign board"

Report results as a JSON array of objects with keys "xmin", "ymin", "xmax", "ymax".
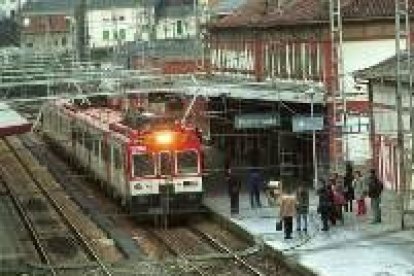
[
  {"xmin": 234, "ymin": 113, "xmax": 280, "ymax": 129},
  {"xmin": 292, "ymin": 115, "xmax": 324, "ymax": 132}
]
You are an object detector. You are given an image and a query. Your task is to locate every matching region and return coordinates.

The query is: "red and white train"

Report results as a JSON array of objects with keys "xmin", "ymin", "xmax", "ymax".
[{"xmin": 41, "ymin": 93, "xmax": 204, "ymax": 215}]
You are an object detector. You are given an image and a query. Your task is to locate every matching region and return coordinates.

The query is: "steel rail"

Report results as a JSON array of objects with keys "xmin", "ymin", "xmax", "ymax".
[
  {"xmin": 4, "ymin": 138, "xmax": 113, "ymax": 276},
  {"xmin": 0, "ymin": 175, "xmax": 57, "ymax": 276},
  {"xmin": 148, "ymin": 229, "xmax": 209, "ymax": 276},
  {"xmin": 190, "ymin": 227, "xmax": 265, "ymax": 276}
]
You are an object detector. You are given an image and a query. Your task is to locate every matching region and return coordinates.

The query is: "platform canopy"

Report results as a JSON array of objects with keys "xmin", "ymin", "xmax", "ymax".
[{"xmin": 0, "ymin": 102, "xmax": 32, "ymax": 137}]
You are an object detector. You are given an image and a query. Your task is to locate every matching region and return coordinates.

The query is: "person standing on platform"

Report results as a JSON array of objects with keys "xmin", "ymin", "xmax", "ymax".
[
  {"xmin": 226, "ymin": 168, "xmax": 241, "ymax": 216},
  {"xmin": 343, "ymin": 163, "xmax": 355, "ymax": 213},
  {"xmin": 279, "ymin": 184, "xmax": 297, "ymax": 239},
  {"xmin": 247, "ymin": 168, "xmax": 263, "ymax": 208},
  {"xmin": 317, "ymin": 181, "xmax": 332, "ymax": 231},
  {"xmin": 333, "ymin": 182, "xmax": 345, "ymax": 225},
  {"xmin": 296, "ymin": 184, "xmax": 309, "ymax": 232},
  {"xmin": 353, "ymin": 170, "xmax": 367, "ymax": 216},
  {"xmin": 367, "ymin": 169, "xmax": 383, "ymax": 224}
]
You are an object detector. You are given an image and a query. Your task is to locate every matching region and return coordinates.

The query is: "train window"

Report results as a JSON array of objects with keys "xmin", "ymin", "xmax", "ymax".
[
  {"xmin": 113, "ymin": 146, "xmax": 122, "ymax": 170},
  {"xmin": 133, "ymin": 153, "xmax": 155, "ymax": 177},
  {"xmin": 85, "ymin": 131, "xmax": 93, "ymax": 150},
  {"xmin": 177, "ymin": 150, "xmax": 198, "ymax": 175},
  {"xmin": 159, "ymin": 152, "xmax": 172, "ymax": 176},
  {"xmin": 93, "ymin": 139, "xmax": 101, "ymax": 157}
]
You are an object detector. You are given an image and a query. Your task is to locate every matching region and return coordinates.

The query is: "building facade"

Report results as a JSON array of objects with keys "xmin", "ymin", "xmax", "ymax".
[
  {"xmin": 356, "ymin": 54, "xmax": 412, "ymax": 191},
  {"xmin": 206, "ymin": 0, "xmax": 414, "ymax": 168},
  {"xmin": 0, "ymin": 0, "xmax": 26, "ymax": 19},
  {"xmin": 87, "ymin": 1, "xmax": 155, "ymax": 49}
]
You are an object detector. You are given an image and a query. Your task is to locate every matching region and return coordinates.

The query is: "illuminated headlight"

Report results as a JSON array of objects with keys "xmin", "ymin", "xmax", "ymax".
[{"xmin": 134, "ymin": 183, "xmax": 143, "ymax": 190}]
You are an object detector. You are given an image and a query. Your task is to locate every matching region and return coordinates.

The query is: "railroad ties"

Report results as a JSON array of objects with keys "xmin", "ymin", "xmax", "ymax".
[{"xmin": 0, "ymin": 137, "xmax": 113, "ymax": 276}]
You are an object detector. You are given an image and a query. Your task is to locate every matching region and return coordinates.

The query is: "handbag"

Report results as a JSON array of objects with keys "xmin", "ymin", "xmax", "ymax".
[{"xmin": 276, "ymin": 220, "xmax": 283, "ymax": 231}]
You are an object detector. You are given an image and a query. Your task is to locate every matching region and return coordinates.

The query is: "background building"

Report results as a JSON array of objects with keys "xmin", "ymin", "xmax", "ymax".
[
  {"xmin": 206, "ymin": 0, "xmax": 414, "ymax": 168},
  {"xmin": 0, "ymin": 0, "xmax": 26, "ymax": 19}
]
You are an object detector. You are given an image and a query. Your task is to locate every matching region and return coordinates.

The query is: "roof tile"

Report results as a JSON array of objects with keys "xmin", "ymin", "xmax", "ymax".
[{"xmin": 213, "ymin": 0, "xmax": 414, "ymax": 28}]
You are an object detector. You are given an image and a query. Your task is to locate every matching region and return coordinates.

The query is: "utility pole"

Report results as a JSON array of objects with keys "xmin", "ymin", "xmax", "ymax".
[
  {"xmin": 75, "ymin": 0, "xmax": 87, "ymax": 61},
  {"xmin": 395, "ymin": 0, "xmax": 411, "ymax": 230},
  {"xmin": 329, "ymin": 0, "xmax": 346, "ymax": 171}
]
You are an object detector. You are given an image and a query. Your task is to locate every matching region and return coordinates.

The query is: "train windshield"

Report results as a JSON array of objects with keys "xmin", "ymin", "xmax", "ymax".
[
  {"xmin": 177, "ymin": 150, "xmax": 198, "ymax": 175},
  {"xmin": 133, "ymin": 153, "xmax": 155, "ymax": 177},
  {"xmin": 159, "ymin": 152, "xmax": 172, "ymax": 176}
]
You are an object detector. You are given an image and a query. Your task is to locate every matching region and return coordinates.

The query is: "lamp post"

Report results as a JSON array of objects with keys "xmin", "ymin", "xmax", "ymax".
[{"xmin": 306, "ymin": 88, "xmax": 318, "ymax": 190}]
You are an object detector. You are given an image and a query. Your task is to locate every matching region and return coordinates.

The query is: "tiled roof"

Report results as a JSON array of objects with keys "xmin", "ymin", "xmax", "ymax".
[
  {"xmin": 354, "ymin": 52, "xmax": 414, "ymax": 83},
  {"xmin": 214, "ymin": 0, "xmax": 414, "ymax": 28}
]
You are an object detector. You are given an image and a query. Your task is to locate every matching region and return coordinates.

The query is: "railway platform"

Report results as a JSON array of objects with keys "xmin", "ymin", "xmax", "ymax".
[{"xmin": 204, "ymin": 183, "xmax": 414, "ymax": 276}]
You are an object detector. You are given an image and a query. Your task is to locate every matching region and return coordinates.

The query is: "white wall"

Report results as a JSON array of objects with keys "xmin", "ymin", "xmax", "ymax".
[
  {"xmin": 343, "ymin": 39, "xmax": 406, "ymax": 97},
  {"xmin": 373, "ymin": 83, "xmax": 411, "ymax": 135},
  {"xmin": 0, "ymin": 0, "xmax": 26, "ymax": 18},
  {"xmin": 87, "ymin": 7, "xmax": 154, "ymax": 49},
  {"xmin": 155, "ymin": 15, "xmax": 196, "ymax": 40}
]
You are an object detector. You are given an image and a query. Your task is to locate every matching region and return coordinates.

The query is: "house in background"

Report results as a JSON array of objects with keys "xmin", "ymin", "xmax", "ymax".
[
  {"xmin": 20, "ymin": 0, "xmax": 75, "ymax": 52},
  {"xmin": 355, "ymin": 53, "xmax": 413, "ymax": 192},
  {"xmin": 87, "ymin": 0, "xmax": 156, "ymax": 50},
  {"xmin": 206, "ymin": 0, "xmax": 414, "ymax": 167},
  {"xmin": 0, "ymin": 0, "xmax": 26, "ymax": 19}
]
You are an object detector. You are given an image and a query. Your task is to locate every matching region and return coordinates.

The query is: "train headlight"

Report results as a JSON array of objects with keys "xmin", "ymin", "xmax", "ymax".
[
  {"xmin": 154, "ymin": 131, "xmax": 174, "ymax": 146},
  {"xmin": 134, "ymin": 183, "xmax": 143, "ymax": 190}
]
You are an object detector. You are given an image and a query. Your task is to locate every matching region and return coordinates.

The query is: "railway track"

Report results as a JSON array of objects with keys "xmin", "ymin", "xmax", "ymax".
[
  {"xmin": 0, "ymin": 138, "xmax": 113, "ymax": 276},
  {"xmin": 18, "ymin": 133, "xmax": 298, "ymax": 276},
  {"xmin": 149, "ymin": 226, "xmax": 267, "ymax": 276}
]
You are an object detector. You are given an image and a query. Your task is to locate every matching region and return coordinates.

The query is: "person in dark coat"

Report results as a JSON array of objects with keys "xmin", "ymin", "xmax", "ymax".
[
  {"xmin": 367, "ymin": 169, "xmax": 383, "ymax": 223},
  {"xmin": 296, "ymin": 184, "xmax": 309, "ymax": 232},
  {"xmin": 343, "ymin": 162, "xmax": 355, "ymax": 212},
  {"xmin": 247, "ymin": 168, "xmax": 263, "ymax": 208},
  {"xmin": 226, "ymin": 168, "xmax": 241, "ymax": 215},
  {"xmin": 318, "ymin": 181, "xmax": 333, "ymax": 231},
  {"xmin": 327, "ymin": 174, "xmax": 338, "ymax": 225}
]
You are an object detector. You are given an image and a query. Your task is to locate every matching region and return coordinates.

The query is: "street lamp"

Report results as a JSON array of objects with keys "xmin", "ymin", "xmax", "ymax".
[{"xmin": 305, "ymin": 87, "xmax": 319, "ymax": 190}]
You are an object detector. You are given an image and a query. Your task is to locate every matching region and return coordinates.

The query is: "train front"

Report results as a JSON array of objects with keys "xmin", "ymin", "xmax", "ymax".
[{"xmin": 127, "ymin": 124, "xmax": 204, "ymax": 216}]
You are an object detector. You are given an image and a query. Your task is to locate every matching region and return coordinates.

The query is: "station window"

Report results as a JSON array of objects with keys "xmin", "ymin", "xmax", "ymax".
[
  {"xmin": 103, "ymin": 30, "xmax": 109, "ymax": 40},
  {"xmin": 177, "ymin": 150, "xmax": 198, "ymax": 175},
  {"xmin": 119, "ymin": 29, "xmax": 126, "ymax": 40},
  {"xmin": 176, "ymin": 20, "xmax": 183, "ymax": 35},
  {"xmin": 133, "ymin": 153, "xmax": 155, "ymax": 177}
]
